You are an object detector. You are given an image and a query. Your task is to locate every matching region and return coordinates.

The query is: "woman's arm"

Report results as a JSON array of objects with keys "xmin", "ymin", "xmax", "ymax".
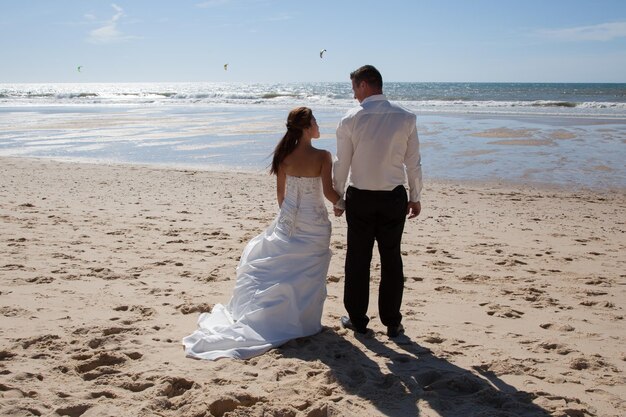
[
  {"xmin": 321, "ymin": 151, "xmax": 340, "ymax": 204},
  {"xmin": 276, "ymin": 166, "xmax": 286, "ymax": 207}
]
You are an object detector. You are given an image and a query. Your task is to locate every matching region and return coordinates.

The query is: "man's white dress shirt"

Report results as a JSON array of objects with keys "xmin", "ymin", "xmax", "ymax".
[{"xmin": 333, "ymin": 94, "xmax": 422, "ymax": 202}]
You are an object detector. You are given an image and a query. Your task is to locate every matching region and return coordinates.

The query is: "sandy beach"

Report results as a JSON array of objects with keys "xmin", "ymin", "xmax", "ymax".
[{"xmin": 1, "ymin": 156, "xmax": 624, "ymax": 417}]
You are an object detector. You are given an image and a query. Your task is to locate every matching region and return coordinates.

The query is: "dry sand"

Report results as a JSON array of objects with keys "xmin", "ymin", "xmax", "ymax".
[{"xmin": 1, "ymin": 157, "xmax": 624, "ymax": 417}]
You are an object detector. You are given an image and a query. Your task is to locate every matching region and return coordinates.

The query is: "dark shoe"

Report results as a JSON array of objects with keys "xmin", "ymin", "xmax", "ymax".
[
  {"xmin": 387, "ymin": 324, "xmax": 404, "ymax": 338},
  {"xmin": 340, "ymin": 316, "xmax": 367, "ymax": 334}
]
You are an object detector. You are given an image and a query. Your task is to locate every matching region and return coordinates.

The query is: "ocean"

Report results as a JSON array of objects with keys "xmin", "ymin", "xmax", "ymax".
[
  {"xmin": 2, "ymin": 82, "xmax": 626, "ymax": 114},
  {"xmin": 1, "ymin": 82, "xmax": 625, "ymax": 190}
]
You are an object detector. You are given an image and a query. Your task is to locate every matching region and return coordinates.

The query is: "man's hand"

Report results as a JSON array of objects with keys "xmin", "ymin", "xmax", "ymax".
[
  {"xmin": 407, "ymin": 201, "xmax": 421, "ymax": 219},
  {"xmin": 333, "ymin": 198, "xmax": 345, "ymax": 217}
]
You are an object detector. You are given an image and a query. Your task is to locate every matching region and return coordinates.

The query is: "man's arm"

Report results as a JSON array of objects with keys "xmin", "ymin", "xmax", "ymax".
[
  {"xmin": 333, "ymin": 117, "xmax": 353, "ymax": 198},
  {"xmin": 405, "ymin": 118, "xmax": 422, "ymax": 218}
]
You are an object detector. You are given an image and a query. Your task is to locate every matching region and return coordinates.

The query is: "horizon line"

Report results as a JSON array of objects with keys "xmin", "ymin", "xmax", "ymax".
[{"xmin": 2, "ymin": 80, "xmax": 626, "ymax": 85}]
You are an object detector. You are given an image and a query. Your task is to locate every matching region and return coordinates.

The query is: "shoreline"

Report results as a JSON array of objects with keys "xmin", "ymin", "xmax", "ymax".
[
  {"xmin": 3, "ymin": 155, "xmax": 626, "ymax": 195},
  {"xmin": 1, "ymin": 156, "xmax": 625, "ymax": 416},
  {"xmin": 4, "ymin": 101, "xmax": 626, "ymax": 121}
]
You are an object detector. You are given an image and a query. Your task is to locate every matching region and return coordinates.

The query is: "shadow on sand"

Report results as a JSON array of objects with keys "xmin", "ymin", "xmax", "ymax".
[{"xmin": 279, "ymin": 327, "xmax": 551, "ymax": 417}]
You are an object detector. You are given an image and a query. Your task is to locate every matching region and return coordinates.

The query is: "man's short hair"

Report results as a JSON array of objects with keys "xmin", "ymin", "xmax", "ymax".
[{"xmin": 350, "ymin": 65, "xmax": 383, "ymax": 90}]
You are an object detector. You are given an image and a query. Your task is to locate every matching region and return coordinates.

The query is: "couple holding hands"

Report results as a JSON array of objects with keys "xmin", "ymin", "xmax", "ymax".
[{"xmin": 183, "ymin": 65, "xmax": 422, "ymax": 360}]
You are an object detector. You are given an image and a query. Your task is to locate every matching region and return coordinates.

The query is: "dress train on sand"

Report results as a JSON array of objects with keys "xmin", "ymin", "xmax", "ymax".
[{"xmin": 182, "ymin": 175, "xmax": 332, "ymax": 360}]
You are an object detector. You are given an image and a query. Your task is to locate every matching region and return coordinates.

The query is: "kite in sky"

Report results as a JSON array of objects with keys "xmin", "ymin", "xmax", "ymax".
[
  {"xmin": 77, "ymin": 65, "xmax": 83, "ymax": 72},
  {"xmin": 319, "ymin": 49, "xmax": 326, "ymax": 59}
]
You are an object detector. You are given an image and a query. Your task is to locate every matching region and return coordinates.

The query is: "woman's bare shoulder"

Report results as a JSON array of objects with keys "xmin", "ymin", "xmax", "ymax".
[{"xmin": 314, "ymin": 148, "xmax": 332, "ymax": 159}]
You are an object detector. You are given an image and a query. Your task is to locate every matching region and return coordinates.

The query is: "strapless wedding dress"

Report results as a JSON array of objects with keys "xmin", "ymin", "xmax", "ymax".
[{"xmin": 182, "ymin": 175, "xmax": 332, "ymax": 360}]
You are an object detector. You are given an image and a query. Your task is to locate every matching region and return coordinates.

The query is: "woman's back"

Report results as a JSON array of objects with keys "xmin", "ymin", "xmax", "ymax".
[
  {"xmin": 281, "ymin": 146, "xmax": 327, "ymax": 178},
  {"xmin": 279, "ymin": 146, "xmax": 338, "ymax": 206}
]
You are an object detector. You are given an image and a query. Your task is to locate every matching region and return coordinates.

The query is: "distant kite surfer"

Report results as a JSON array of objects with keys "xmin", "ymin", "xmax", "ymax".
[
  {"xmin": 224, "ymin": 64, "xmax": 228, "ymax": 71},
  {"xmin": 77, "ymin": 66, "xmax": 83, "ymax": 72}
]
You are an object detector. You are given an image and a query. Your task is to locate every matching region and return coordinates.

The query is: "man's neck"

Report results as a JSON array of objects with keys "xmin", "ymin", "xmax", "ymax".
[{"xmin": 361, "ymin": 91, "xmax": 384, "ymax": 103}]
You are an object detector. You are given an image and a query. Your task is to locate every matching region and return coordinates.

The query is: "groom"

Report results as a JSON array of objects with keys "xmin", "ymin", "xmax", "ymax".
[{"xmin": 333, "ymin": 65, "xmax": 422, "ymax": 338}]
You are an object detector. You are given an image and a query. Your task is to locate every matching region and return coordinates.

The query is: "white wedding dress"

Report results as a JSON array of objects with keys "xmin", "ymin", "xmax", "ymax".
[{"xmin": 182, "ymin": 175, "xmax": 332, "ymax": 360}]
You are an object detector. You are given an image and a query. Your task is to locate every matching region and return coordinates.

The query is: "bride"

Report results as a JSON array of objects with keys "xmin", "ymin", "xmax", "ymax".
[{"xmin": 182, "ymin": 107, "xmax": 342, "ymax": 360}]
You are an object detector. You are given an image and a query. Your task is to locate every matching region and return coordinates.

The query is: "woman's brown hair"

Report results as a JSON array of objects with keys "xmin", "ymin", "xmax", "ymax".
[{"xmin": 270, "ymin": 107, "xmax": 313, "ymax": 175}]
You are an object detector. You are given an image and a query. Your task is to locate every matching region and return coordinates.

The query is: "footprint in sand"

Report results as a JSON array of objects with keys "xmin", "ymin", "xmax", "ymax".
[
  {"xmin": 0, "ymin": 350, "xmax": 17, "ymax": 361},
  {"xmin": 73, "ymin": 350, "xmax": 142, "ymax": 382},
  {"xmin": 206, "ymin": 393, "xmax": 265, "ymax": 417},
  {"xmin": 204, "ymin": 230, "xmax": 231, "ymax": 240},
  {"xmin": 147, "ymin": 287, "xmax": 174, "ymax": 296},
  {"xmin": 0, "ymin": 306, "xmax": 31, "ymax": 317},
  {"xmin": 112, "ymin": 305, "xmax": 156, "ymax": 323},
  {"xmin": 584, "ymin": 290, "xmax": 608, "ymax": 296},
  {"xmin": 0, "ymin": 381, "xmax": 38, "ymax": 399},
  {"xmin": 74, "ymin": 352, "xmax": 128, "ymax": 381},
  {"xmin": 482, "ymin": 303, "xmax": 525, "ymax": 318},
  {"xmin": 534, "ymin": 341, "xmax": 575, "ymax": 355},
  {"xmin": 513, "ymin": 287, "xmax": 560, "ymax": 309},
  {"xmin": 474, "ymin": 357, "xmax": 545, "ymax": 379},
  {"xmin": 90, "ymin": 390, "xmax": 117, "ymax": 399},
  {"xmin": 434, "ymin": 285, "xmax": 460, "ymax": 294},
  {"xmin": 422, "ymin": 334, "xmax": 446, "ymax": 344},
  {"xmin": 582, "ymin": 277, "xmax": 612, "ymax": 286},
  {"xmin": 569, "ymin": 355, "xmax": 619, "ymax": 373},
  {"xmin": 176, "ymin": 302, "xmax": 213, "ymax": 315},
  {"xmin": 0, "ymin": 264, "xmax": 27, "ymax": 271},
  {"xmin": 458, "ymin": 273, "xmax": 491, "ymax": 282},
  {"xmin": 118, "ymin": 380, "xmax": 155, "ymax": 393},
  {"xmin": 101, "ymin": 326, "xmax": 132, "ymax": 337},
  {"xmin": 88, "ymin": 266, "xmax": 125, "ymax": 280},
  {"xmin": 495, "ymin": 258, "xmax": 528, "ymax": 266},
  {"xmin": 196, "ymin": 264, "xmax": 230, "ymax": 282},
  {"xmin": 6, "ymin": 237, "xmax": 27, "ymax": 246},
  {"xmin": 25, "ymin": 276, "xmax": 55, "ymax": 284},
  {"xmin": 54, "ymin": 403, "xmax": 93, "ymax": 417},
  {"xmin": 20, "ymin": 334, "xmax": 64, "ymax": 351}
]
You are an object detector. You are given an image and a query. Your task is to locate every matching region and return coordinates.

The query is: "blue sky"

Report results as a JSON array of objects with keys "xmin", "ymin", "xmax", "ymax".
[{"xmin": 1, "ymin": 0, "xmax": 625, "ymax": 83}]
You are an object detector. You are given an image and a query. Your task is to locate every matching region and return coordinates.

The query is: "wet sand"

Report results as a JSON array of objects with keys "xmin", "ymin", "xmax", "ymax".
[{"xmin": 2, "ymin": 105, "xmax": 626, "ymax": 190}]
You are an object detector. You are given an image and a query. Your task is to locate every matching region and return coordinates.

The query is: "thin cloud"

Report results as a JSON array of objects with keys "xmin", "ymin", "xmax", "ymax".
[
  {"xmin": 537, "ymin": 21, "xmax": 626, "ymax": 42},
  {"xmin": 266, "ymin": 13, "xmax": 294, "ymax": 22},
  {"xmin": 195, "ymin": 0, "xmax": 233, "ymax": 8},
  {"xmin": 195, "ymin": 0, "xmax": 270, "ymax": 8},
  {"xmin": 87, "ymin": 3, "xmax": 138, "ymax": 44}
]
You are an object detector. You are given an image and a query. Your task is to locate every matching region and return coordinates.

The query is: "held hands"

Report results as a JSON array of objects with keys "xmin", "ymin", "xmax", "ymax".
[
  {"xmin": 407, "ymin": 201, "xmax": 421, "ymax": 219},
  {"xmin": 333, "ymin": 198, "xmax": 345, "ymax": 217}
]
